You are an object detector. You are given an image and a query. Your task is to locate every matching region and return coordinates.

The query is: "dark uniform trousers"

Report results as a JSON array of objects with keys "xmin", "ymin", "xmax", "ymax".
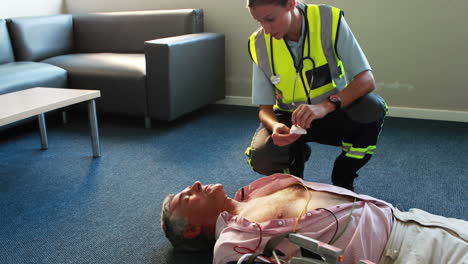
[{"xmin": 245, "ymin": 93, "xmax": 387, "ymax": 191}]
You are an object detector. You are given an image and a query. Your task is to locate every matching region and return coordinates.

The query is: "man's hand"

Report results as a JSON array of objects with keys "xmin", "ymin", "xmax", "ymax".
[
  {"xmin": 292, "ymin": 103, "xmax": 330, "ymax": 129},
  {"xmin": 271, "ymin": 123, "xmax": 301, "ymax": 147}
]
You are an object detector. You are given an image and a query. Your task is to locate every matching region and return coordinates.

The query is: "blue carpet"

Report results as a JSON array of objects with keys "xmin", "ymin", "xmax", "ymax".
[{"xmin": 0, "ymin": 104, "xmax": 467, "ymax": 264}]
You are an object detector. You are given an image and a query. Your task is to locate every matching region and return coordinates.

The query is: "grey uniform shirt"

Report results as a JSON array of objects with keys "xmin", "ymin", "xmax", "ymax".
[{"xmin": 252, "ymin": 14, "xmax": 371, "ymax": 105}]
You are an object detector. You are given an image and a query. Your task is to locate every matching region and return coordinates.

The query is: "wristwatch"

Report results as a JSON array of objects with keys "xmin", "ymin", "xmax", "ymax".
[{"xmin": 328, "ymin": 95, "xmax": 342, "ymax": 111}]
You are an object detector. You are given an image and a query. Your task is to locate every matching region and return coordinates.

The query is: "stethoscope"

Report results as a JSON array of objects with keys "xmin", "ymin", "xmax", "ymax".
[{"xmin": 269, "ymin": 7, "xmax": 315, "ymax": 105}]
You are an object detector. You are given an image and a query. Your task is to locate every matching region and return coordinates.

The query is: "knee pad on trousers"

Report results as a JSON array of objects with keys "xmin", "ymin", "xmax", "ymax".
[
  {"xmin": 246, "ymin": 126, "xmax": 311, "ymax": 177},
  {"xmin": 248, "ymin": 143, "xmax": 290, "ymax": 175},
  {"xmin": 248, "ymin": 139, "xmax": 311, "ymax": 177},
  {"xmin": 344, "ymin": 93, "xmax": 387, "ymax": 124},
  {"xmin": 246, "ymin": 127, "xmax": 291, "ymax": 175}
]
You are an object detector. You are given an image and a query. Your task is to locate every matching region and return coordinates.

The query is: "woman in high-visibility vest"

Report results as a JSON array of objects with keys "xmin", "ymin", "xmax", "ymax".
[{"xmin": 245, "ymin": 0, "xmax": 387, "ymax": 191}]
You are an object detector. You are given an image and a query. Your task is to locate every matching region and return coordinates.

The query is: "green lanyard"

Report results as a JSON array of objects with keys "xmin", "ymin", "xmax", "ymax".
[{"xmin": 330, "ymin": 198, "xmax": 357, "ymax": 245}]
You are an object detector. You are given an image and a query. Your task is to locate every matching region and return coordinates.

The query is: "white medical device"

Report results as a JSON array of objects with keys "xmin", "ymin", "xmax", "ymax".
[{"xmin": 236, "ymin": 233, "xmax": 376, "ymax": 264}]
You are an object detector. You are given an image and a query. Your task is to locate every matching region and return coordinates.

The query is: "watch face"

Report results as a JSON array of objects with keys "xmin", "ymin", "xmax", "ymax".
[
  {"xmin": 328, "ymin": 95, "xmax": 341, "ymax": 110},
  {"xmin": 330, "ymin": 95, "xmax": 340, "ymax": 102}
]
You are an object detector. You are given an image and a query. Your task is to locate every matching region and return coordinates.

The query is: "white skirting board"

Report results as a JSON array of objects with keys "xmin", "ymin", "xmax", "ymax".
[{"xmin": 216, "ymin": 96, "xmax": 468, "ymax": 123}]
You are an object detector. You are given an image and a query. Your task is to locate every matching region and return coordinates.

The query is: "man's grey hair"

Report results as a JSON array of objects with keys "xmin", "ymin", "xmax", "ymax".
[{"xmin": 160, "ymin": 194, "xmax": 215, "ymax": 251}]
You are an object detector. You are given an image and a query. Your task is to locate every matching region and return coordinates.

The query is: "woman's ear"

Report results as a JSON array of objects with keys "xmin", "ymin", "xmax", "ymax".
[{"xmin": 183, "ymin": 225, "xmax": 201, "ymax": 239}]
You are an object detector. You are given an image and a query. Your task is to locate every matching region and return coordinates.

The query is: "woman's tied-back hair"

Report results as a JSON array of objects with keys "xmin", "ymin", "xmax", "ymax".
[
  {"xmin": 247, "ymin": 0, "xmax": 289, "ymax": 8},
  {"xmin": 160, "ymin": 194, "xmax": 215, "ymax": 251}
]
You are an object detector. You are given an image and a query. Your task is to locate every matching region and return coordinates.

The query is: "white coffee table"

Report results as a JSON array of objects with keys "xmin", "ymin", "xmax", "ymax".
[{"xmin": 0, "ymin": 87, "xmax": 101, "ymax": 157}]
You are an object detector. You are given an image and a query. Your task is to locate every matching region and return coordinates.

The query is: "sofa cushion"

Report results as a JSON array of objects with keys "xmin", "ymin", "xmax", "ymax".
[
  {"xmin": 43, "ymin": 53, "xmax": 145, "ymax": 78},
  {"xmin": 72, "ymin": 9, "xmax": 204, "ymax": 53},
  {"xmin": 43, "ymin": 53, "xmax": 147, "ymax": 116},
  {"xmin": 7, "ymin": 14, "xmax": 73, "ymax": 61},
  {"xmin": 0, "ymin": 19, "xmax": 15, "ymax": 64},
  {"xmin": 0, "ymin": 62, "xmax": 67, "ymax": 95}
]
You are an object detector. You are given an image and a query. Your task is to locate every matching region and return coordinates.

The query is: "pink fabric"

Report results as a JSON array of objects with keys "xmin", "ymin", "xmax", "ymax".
[{"xmin": 213, "ymin": 174, "xmax": 394, "ymax": 264}]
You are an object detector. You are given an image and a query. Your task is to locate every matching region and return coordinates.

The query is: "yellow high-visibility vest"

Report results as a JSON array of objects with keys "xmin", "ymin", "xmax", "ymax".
[{"xmin": 248, "ymin": 4, "xmax": 346, "ymax": 111}]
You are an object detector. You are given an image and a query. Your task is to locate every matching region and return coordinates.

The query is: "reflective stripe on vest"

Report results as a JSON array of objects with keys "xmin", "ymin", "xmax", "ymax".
[
  {"xmin": 248, "ymin": 4, "xmax": 346, "ymax": 111},
  {"xmin": 319, "ymin": 5, "xmax": 346, "ymax": 89}
]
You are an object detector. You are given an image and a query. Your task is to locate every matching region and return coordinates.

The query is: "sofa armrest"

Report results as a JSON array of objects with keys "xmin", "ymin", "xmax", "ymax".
[{"xmin": 144, "ymin": 32, "xmax": 225, "ymax": 121}]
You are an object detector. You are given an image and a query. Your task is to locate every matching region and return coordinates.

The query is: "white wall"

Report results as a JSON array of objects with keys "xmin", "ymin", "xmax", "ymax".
[
  {"xmin": 319, "ymin": 0, "xmax": 468, "ymax": 113},
  {"xmin": 0, "ymin": 0, "xmax": 64, "ymax": 18}
]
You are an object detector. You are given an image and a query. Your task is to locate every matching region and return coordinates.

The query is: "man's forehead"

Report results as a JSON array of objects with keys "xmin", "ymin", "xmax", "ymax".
[{"xmin": 170, "ymin": 193, "xmax": 180, "ymax": 212}]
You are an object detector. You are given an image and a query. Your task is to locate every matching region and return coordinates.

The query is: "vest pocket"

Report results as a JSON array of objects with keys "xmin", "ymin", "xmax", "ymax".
[{"xmin": 305, "ymin": 63, "xmax": 332, "ymax": 89}]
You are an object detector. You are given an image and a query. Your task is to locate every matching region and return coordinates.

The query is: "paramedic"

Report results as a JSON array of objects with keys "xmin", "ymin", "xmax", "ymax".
[{"xmin": 244, "ymin": 0, "xmax": 387, "ymax": 191}]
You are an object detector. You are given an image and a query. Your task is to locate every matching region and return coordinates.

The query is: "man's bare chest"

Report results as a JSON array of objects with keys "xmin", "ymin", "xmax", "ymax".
[{"xmin": 239, "ymin": 185, "xmax": 354, "ymax": 223}]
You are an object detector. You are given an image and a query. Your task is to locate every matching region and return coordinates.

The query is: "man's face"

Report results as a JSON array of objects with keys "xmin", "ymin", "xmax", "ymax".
[
  {"xmin": 170, "ymin": 181, "xmax": 227, "ymax": 226},
  {"xmin": 249, "ymin": 2, "xmax": 293, "ymax": 39}
]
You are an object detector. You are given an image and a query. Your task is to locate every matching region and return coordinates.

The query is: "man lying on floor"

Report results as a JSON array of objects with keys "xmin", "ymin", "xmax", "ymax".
[{"xmin": 160, "ymin": 173, "xmax": 468, "ymax": 264}]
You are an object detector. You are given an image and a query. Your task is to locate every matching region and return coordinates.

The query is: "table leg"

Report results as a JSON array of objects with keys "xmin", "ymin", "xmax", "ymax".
[
  {"xmin": 38, "ymin": 113, "xmax": 48, "ymax": 150},
  {"xmin": 88, "ymin": 100, "xmax": 101, "ymax": 157},
  {"xmin": 144, "ymin": 116, "xmax": 151, "ymax": 129},
  {"xmin": 62, "ymin": 111, "xmax": 68, "ymax": 124}
]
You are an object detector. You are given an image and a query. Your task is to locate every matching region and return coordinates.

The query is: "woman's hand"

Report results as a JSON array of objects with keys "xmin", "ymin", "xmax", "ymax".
[
  {"xmin": 271, "ymin": 123, "xmax": 301, "ymax": 147},
  {"xmin": 292, "ymin": 103, "xmax": 331, "ymax": 129}
]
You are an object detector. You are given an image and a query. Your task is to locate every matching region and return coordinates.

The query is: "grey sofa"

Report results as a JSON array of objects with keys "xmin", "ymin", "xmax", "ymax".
[{"xmin": 0, "ymin": 9, "xmax": 225, "ymax": 127}]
